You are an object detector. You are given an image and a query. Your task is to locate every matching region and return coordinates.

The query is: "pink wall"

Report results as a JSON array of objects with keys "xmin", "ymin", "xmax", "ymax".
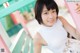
[{"xmin": 0, "ymin": 35, "xmax": 11, "ymax": 53}]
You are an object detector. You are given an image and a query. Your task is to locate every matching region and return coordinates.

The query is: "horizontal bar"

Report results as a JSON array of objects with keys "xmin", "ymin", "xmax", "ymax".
[
  {"xmin": 0, "ymin": 0, "xmax": 9, "ymax": 5},
  {"xmin": 0, "ymin": 0, "xmax": 35, "ymax": 18}
]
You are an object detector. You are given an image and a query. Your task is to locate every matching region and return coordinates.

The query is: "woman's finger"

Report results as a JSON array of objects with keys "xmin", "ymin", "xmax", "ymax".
[{"xmin": 76, "ymin": 3, "xmax": 80, "ymax": 14}]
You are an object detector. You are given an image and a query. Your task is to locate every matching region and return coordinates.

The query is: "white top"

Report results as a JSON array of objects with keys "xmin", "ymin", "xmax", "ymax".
[{"xmin": 38, "ymin": 19, "xmax": 67, "ymax": 53}]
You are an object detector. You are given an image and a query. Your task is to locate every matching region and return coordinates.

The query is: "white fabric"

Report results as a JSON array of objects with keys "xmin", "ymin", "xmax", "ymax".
[{"xmin": 38, "ymin": 19, "xmax": 67, "ymax": 53}]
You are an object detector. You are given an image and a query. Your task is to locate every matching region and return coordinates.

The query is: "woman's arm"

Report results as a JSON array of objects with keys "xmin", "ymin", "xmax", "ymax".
[
  {"xmin": 59, "ymin": 16, "xmax": 80, "ymax": 40},
  {"xmin": 33, "ymin": 32, "xmax": 46, "ymax": 53},
  {"xmin": 33, "ymin": 41, "xmax": 42, "ymax": 53}
]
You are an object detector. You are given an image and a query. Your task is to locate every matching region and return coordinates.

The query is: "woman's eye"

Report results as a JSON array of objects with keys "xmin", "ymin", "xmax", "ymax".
[
  {"xmin": 44, "ymin": 12, "xmax": 48, "ymax": 14},
  {"xmin": 52, "ymin": 11, "xmax": 56, "ymax": 13}
]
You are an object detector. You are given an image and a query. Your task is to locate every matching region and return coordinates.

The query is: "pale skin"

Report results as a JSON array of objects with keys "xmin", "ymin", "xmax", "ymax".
[{"xmin": 33, "ymin": 5, "xmax": 80, "ymax": 53}]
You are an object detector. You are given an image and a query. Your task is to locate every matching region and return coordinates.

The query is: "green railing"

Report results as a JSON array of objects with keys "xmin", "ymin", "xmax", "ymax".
[
  {"xmin": 0, "ymin": 0, "xmax": 35, "ymax": 52},
  {"xmin": 0, "ymin": 0, "xmax": 9, "ymax": 5},
  {"xmin": 0, "ymin": 0, "xmax": 36, "ymax": 35},
  {"xmin": 0, "ymin": 0, "xmax": 36, "ymax": 18},
  {"xmin": 10, "ymin": 29, "xmax": 33, "ymax": 53}
]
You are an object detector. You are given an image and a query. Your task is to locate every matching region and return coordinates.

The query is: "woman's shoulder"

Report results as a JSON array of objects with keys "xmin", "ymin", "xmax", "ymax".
[
  {"xmin": 33, "ymin": 32, "xmax": 41, "ymax": 40},
  {"xmin": 33, "ymin": 32, "xmax": 47, "ymax": 45},
  {"xmin": 33, "ymin": 32, "xmax": 42, "ymax": 44}
]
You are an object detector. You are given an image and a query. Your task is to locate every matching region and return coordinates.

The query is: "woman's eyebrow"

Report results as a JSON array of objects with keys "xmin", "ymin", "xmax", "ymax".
[{"xmin": 52, "ymin": 9, "xmax": 56, "ymax": 11}]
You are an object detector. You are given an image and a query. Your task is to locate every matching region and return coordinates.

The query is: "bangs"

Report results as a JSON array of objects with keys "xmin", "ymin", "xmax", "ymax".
[
  {"xmin": 44, "ymin": 3, "xmax": 56, "ymax": 10},
  {"xmin": 45, "ymin": 2, "xmax": 57, "ymax": 10},
  {"xmin": 42, "ymin": 0, "xmax": 59, "ymax": 14}
]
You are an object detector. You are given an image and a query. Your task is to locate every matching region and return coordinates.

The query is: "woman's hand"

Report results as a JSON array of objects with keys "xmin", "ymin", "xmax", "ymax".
[{"xmin": 76, "ymin": 3, "xmax": 80, "ymax": 14}]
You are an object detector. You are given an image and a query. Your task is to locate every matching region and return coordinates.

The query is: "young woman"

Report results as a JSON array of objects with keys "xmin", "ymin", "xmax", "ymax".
[{"xmin": 33, "ymin": 0, "xmax": 80, "ymax": 53}]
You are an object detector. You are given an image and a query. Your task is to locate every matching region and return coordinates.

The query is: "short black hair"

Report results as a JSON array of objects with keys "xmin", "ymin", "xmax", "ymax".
[{"xmin": 34, "ymin": 0, "xmax": 59, "ymax": 24}]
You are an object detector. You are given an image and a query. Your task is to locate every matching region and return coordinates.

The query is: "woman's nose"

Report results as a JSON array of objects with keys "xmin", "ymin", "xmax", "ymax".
[{"xmin": 49, "ymin": 14, "xmax": 53, "ymax": 19}]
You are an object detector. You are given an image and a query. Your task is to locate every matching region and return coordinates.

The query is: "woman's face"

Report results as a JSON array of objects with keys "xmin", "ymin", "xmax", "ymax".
[{"xmin": 41, "ymin": 5, "xmax": 57, "ymax": 27}]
